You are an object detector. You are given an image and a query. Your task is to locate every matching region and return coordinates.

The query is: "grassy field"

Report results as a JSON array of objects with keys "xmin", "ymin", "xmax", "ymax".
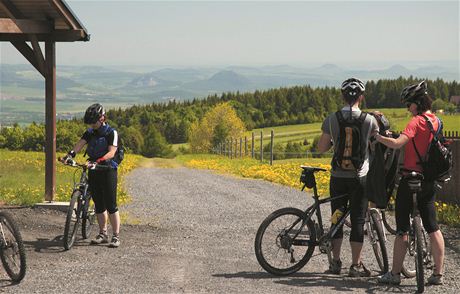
[
  {"xmin": 0, "ymin": 149, "xmax": 143, "ymax": 206},
  {"xmin": 174, "ymin": 109, "xmax": 459, "ymax": 151}
]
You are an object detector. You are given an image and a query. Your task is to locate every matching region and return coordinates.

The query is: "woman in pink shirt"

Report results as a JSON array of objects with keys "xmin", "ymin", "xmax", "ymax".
[{"xmin": 375, "ymin": 81, "xmax": 445, "ymax": 286}]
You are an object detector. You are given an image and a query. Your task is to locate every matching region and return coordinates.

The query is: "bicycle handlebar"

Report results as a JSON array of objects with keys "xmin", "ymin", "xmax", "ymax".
[{"xmin": 58, "ymin": 157, "xmax": 110, "ymax": 170}]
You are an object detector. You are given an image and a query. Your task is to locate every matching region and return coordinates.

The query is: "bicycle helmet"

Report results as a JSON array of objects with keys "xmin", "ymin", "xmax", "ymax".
[
  {"xmin": 84, "ymin": 103, "xmax": 105, "ymax": 124},
  {"xmin": 400, "ymin": 80, "xmax": 427, "ymax": 105},
  {"xmin": 341, "ymin": 78, "xmax": 365, "ymax": 104}
]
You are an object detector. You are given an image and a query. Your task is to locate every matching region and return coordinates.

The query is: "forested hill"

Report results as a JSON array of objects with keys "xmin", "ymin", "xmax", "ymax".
[{"xmin": 107, "ymin": 77, "xmax": 459, "ymax": 144}]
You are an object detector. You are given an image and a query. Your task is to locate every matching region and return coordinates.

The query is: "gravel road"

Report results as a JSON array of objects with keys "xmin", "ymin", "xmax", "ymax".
[{"xmin": 3, "ymin": 166, "xmax": 460, "ymax": 293}]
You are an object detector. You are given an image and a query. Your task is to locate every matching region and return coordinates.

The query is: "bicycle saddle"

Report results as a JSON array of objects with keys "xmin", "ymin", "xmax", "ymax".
[
  {"xmin": 401, "ymin": 170, "xmax": 424, "ymax": 181},
  {"xmin": 300, "ymin": 165, "xmax": 327, "ymax": 173}
]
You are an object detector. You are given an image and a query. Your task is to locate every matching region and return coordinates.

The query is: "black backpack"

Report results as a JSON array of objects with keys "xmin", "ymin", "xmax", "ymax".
[
  {"xmin": 333, "ymin": 111, "xmax": 367, "ymax": 171},
  {"xmin": 85, "ymin": 126, "xmax": 125, "ymax": 165},
  {"xmin": 412, "ymin": 115, "xmax": 453, "ymax": 182},
  {"xmin": 113, "ymin": 137, "xmax": 125, "ymax": 165}
]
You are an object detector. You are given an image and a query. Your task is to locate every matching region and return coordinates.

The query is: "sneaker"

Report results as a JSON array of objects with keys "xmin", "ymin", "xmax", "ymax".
[
  {"xmin": 108, "ymin": 235, "xmax": 120, "ymax": 248},
  {"xmin": 90, "ymin": 232, "xmax": 108, "ymax": 245},
  {"xmin": 378, "ymin": 271, "xmax": 401, "ymax": 285},
  {"xmin": 427, "ymin": 273, "xmax": 443, "ymax": 285},
  {"xmin": 325, "ymin": 259, "xmax": 342, "ymax": 275},
  {"xmin": 348, "ymin": 262, "xmax": 371, "ymax": 277}
]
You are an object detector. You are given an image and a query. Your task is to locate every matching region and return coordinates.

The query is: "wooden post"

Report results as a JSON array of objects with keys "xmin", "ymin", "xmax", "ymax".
[
  {"xmin": 230, "ymin": 138, "xmax": 233, "ymax": 159},
  {"xmin": 251, "ymin": 132, "xmax": 255, "ymax": 158},
  {"xmin": 235, "ymin": 139, "xmax": 238, "ymax": 158},
  {"xmin": 240, "ymin": 137, "xmax": 242, "ymax": 158},
  {"xmin": 245, "ymin": 136, "xmax": 248, "ymax": 157},
  {"xmin": 45, "ymin": 41, "xmax": 56, "ymax": 202},
  {"xmin": 260, "ymin": 131, "xmax": 263, "ymax": 162},
  {"xmin": 270, "ymin": 130, "xmax": 274, "ymax": 165}
]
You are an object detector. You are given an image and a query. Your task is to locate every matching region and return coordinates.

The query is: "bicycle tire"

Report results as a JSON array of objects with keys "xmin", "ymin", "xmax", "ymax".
[
  {"xmin": 381, "ymin": 210, "xmax": 397, "ymax": 235},
  {"xmin": 369, "ymin": 209, "xmax": 389, "ymax": 273},
  {"xmin": 63, "ymin": 191, "xmax": 81, "ymax": 250},
  {"xmin": 254, "ymin": 207, "xmax": 316, "ymax": 276},
  {"xmin": 0, "ymin": 211, "xmax": 26, "ymax": 283},
  {"xmin": 414, "ymin": 216, "xmax": 425, "ymax": 293},
  {"xmin": 81, "ymin": 197, "xmax": 95, "ymax": 239}
]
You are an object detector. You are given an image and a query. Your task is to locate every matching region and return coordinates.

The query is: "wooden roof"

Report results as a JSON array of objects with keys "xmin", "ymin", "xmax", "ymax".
[{"xmin": 0, "ymin": 0, "xmax": 89, "ymax": 42}]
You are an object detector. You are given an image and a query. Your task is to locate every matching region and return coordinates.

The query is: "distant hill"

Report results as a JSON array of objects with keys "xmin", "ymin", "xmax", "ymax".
[{"xmin": 1, "ymin": 62, "xmax": 458, "ymax": 124}]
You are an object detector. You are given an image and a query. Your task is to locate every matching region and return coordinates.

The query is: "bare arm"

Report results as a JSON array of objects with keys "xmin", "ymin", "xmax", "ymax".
[
  {"xmin": 375, "ymin": 133, "xmax": 409, "ymax": 149},
  {"xmin": 95, "ymin": 145, "xmax": 117, "ymax": 163},
  {"xmin": 72, "ymin": 139, "xmax": 87, "ymax": 154},
  {"xmin": 317, "ymin": 132, "xmax": 333, "ymax": 153}
]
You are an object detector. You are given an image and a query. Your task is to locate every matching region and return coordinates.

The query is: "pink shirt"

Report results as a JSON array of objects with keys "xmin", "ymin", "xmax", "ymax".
[{"xmin": 402, "ymin": 112, "xmax": 439, "ymax": 172}]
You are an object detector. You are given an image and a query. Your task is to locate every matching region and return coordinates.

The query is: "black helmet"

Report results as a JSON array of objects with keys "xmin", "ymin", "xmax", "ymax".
[
  {"xmin": 84, "ymin": 103, "xmax": 105, "ymax": 124},
  {"xmin": 400, "ymin": 81, "xmax": 428, "ymax": 105},
  {"xmin": 341, "ymin": 78, "xmax": 365, "ymax": 103}
]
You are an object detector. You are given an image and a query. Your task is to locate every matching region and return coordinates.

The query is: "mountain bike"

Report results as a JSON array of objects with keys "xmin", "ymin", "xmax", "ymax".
[
  {"xmin": 404, "ymin": 171, "xmax": 433, "ymax": 293},
  {"xmin": 254, "ymin": 166, "xmax": 388, "ymax": 275},
  {"xmin": 0, "ymin": 211, "xmax": 26, "ymax": 282},
  {"xmin": 60, "ymin": 158, "xmax": 104, "ymax": 250}
]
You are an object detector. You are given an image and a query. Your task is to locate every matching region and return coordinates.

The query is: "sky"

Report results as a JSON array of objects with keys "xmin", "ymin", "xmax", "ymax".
[{"xmin": 0, "ymin": 0, "xmax": 459, "ymax": 69}]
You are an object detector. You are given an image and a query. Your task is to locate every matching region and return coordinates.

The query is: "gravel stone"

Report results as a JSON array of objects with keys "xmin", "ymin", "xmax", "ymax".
[{"xmin": 3, "ymin": 166, "xmax": 460, "ymax": 293}]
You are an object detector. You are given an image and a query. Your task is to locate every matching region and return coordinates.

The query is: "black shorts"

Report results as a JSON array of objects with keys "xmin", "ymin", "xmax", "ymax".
[
  {"xmin": 88, "ymin": 168, "xmax": 118, "ymax": 214},
  {"xmin": 330, "ymin": 176, "xmax": 368, "ymax": 243},
  {"xmin": 395, "ymin": 178, "xmax": 438, "ymax": 234}
]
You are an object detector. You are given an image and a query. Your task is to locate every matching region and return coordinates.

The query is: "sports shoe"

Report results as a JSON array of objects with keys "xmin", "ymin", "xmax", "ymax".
[
  {"xmin": 325, "ymin": 259, "xmax": 342, "ymax": 275},
  {"xmin": 90, "ymin": 232, "xmax": 108, "ymax": 245},
  {"xmin": 109, "ymin": 235, "xmax": 120, "ymax": 248},
  {"xmin": 427, "ymin": 273, "xmax": 443, "ymax": 285},
  {"xmin": 348, "ymin": 262, "xmax": 371, "ymax": 277},
  {"xmin": 378, "ymin": 271, "xmax": 401, "ymax": 285}
]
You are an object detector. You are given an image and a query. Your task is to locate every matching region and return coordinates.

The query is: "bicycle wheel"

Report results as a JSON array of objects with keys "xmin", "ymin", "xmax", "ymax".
[
  {"xmin": 369, "ymin": 209, "xmax": 389, "ymax": 273},
  {"xmin": 413, "ymin": 216, "xmax": 425, "ymax": 293},
  {"xmin": 81, "ymin": 197, "xmax": 95, "ymax": 239},
  {"xmin": 381, "ymin": 210, "xmax": 397, "ymax": 235},
  {"xmin": 254, "ymin": 207, "xmax": 316, "ymax": 276},
  {"xmin": 63, "ymin": 191, "xmax": 82, "ymax": 250},
  {"xmin": 0, "ymin": 211, "xmax": 26, "ymax": 283}
]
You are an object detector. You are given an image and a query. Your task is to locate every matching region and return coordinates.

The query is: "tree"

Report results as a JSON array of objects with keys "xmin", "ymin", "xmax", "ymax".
[
  {"xmin": 142, "ymin": 125, "xmax": 173, "ymax": 158},
  {"xmin": 188, "ymin": 103, "xmax": 245, "ymax": 153}
]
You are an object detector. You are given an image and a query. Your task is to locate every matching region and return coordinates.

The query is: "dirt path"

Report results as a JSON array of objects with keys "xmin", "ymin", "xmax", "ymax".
[{"xmin": 2, "ymin": 166, "xmax": 460, "ymax": 293}]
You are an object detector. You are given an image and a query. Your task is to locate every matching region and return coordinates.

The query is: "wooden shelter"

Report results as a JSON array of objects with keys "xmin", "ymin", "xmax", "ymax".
[{"xmin": 0, "ymin": 0, "xmax": 89, "ymax": 201}]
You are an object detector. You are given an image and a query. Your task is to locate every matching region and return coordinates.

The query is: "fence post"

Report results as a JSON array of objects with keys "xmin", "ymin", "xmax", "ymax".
[
  {"xmin": 230, "ymin": 138, "xmax": 233, "ymax": 159},
  {"xmin": 245, "ymin": 136, "xmax": 248, "ymax": 157},
  {"xmin": 270, "ymin": 130, "xmax": 274, "ymax": 165},
  {"xmin": 260, "ymin": 131, "xmax": 263, "ymax": 163},
  {"xmin": 240, "ymin": 137, "xmax": 242, "ymax": 157},
  {"xmin": 252, "ymin": 132, "xmax": 255, "ymax": 159},
  {"xmin": 235, "ymin": 139, "xmax": 238, "ymax": 158}
]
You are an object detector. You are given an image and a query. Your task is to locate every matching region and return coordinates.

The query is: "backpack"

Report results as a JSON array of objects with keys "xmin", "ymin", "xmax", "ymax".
[
  {"xmin": 412, "ymin": 115, "xmax": 453, "ymax": 182},
  {"xmin": 333, "ymin": 111, "xmax": 368, "ymax": 171},
  {"xmin": 113, "ymin": 137, "xmax": 125, "ymax": 165},
  {"xmin": 85, "ymin": 125, "xmax": 124, "ymax": 165}
]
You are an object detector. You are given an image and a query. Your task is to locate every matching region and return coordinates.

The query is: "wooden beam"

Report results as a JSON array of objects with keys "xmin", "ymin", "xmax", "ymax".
[
  {"xmin": 0, "ymin": 18, "xmax": 53, "ymax": 34},
  {"xmin": 30, "ymin": 37, "xmax": 46, "ymax": 77},
  {"xmin": 44, "ymin": 41, "xmax": 56, "ymax": 201},
  {"xmin": 0, "ymin": 0, "xmax": 23, "ymax": 19},
  {"xmin": 10, "ymin": 41, "xmax": 46, "ymax": 77},
  {"xmin": 49, "ymin": 0, "xmax": 77, "ymax": 30},
  {"xmin": 0, "ymin": 30, "xmax": 88, "ymax": 42}
]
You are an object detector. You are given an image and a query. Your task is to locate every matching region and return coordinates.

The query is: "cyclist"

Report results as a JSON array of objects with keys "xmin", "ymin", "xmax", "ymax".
[
  {"xmin": 61, "ymin": 103, "xmax": 121, "ymax": 248},
  {"xmin": 317, "ymin": 78, "xmax": 379, "ymax": 277},
  {"xmin": 377, "ymin": 81, "xmax": 444, "ymax": 285}
]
